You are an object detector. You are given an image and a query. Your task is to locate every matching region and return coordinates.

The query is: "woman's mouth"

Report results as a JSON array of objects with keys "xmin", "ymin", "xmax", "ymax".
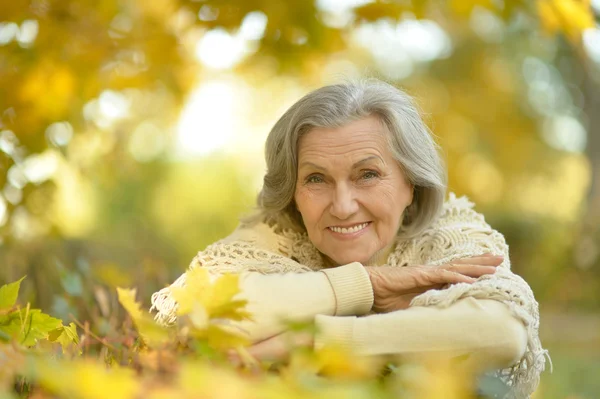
[{"xmin": 328, "ymin": 222, "xmax": 371, "ymax": 235}]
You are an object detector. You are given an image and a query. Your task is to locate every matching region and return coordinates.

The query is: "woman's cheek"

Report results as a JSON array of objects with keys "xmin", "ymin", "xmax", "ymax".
[{"xmin": 297, "ymin": 189, "xmax": 323, "ymax": 227}]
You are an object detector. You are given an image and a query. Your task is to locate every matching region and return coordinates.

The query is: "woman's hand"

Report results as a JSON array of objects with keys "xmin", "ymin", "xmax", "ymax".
[
  {"xmin": 228, "ymin": 331, "xmax": 313, "ymax": 367},
  {"xmin": 365, "ymin": 253, "xmax": 503, "ymax": 313}
]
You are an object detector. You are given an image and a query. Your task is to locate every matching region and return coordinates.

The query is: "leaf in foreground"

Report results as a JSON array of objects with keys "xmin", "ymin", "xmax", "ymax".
[
  {"xmin": 117, "ymin": 287, "xmax": 169, "ymax": 347},
  {"xmin": 48, "ymin": 322, "xmax": 80, "ymax": 353},
  {"xmin": 0, "ymin": 309, "xmax": 62, "ymax": 346},
  {"xmin": 34, "ymin": 358, "xmax": 139, "ymax": 399},
  {"xmin": 0, "ymin": 277, "xmax": 26, "ymax": 311}
]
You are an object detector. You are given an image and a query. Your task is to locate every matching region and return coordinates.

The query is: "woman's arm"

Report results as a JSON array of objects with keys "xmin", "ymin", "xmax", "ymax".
[
  {"xmin": 151, "ymin": 222, "xmax": 375, "ymax": 343},
  {"xmin": 207, "ymin": 256, "xmax": 498, "ymax": 344},
  {"xmin": 314, "ymin": 297, "xmax": 528, "ymax": 371},
  {"xmin": 235, "ymin": 262, "xmax": 373, "ymax": 342}
]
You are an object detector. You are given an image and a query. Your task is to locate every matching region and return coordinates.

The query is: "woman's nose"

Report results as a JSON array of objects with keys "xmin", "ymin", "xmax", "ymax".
[{"xmin": 329, "ymin": 184, "xmax": 359, "ymax": 220}]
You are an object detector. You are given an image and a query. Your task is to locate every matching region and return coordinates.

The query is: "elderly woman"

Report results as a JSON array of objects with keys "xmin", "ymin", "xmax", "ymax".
[{"xmin": 151, "ymin": 80, "xmax": 548, "ymax": 397}]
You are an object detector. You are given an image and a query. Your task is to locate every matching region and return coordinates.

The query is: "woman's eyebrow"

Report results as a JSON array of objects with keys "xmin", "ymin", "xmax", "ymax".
[
  {"xmin": 352, "ymin": 155, "xmax": 384, "ymax": 168},
  {"xmin": 299, "ymin": 155, "xmax": 384, "ymax": 172},
  {"xmin": 298, "ymin": 161, "xmax": 327, "ymax": 171}
]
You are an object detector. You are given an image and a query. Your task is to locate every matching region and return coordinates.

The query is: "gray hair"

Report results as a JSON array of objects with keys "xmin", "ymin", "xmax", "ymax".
[{"xmin": 247, "ymin": 78, "xmax": 447, "ymax": 239}]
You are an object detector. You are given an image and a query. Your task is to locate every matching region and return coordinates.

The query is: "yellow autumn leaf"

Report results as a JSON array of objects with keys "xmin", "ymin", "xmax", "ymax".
[
  {"xmin": 171, "ymin": 268, "xmax": 250, "ymax": 321},
  {"xmin": 117, "ymin": 288, "xmax": 143, "ymax": 321},
  {"xmin": 393, "ymin": 356, "xmax": 475, "ymax": 399},
  {"xmin": 170, "ymin": 267, "xmax": 211, "ymax": 316},
  {"xmin": 117, "ymin": 287, "xmax": 169, "ymax": 347},
  {"xmin": 209, "ymin": 273, "xmax": 241, "ymax": 309},
  {"xmin": 35, "ymin": 359, "xmax": 139, "ymax": 399},
  {"xmin": 314, "ymin": 345, "xmax": 380, "ymax": 380},
  {"xmin": 207, "ymin": 274, "xmax": 251, "ymax": 320},
  {"xmin": 176, "ymin": 360, "xmax": 252, "ymax": 398},
  {"xmin": 47, "ymin": 322, "xmax": 80, "ymax": 354},
  {"xmin": 206, "ymin": 324, "xmax": 249, "ymax": 350}
]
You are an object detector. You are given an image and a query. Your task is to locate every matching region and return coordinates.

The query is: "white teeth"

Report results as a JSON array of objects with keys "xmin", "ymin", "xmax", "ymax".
[{"xmin": 329, "ymin": 223, "xmax": 369, "ymax": 234}]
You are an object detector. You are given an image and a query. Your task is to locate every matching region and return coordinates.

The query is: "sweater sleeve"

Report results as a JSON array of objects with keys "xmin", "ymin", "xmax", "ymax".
[
  {"xmin": 151, "ymin": 221, "xmax": 375, "ymax": 342},
  {"xmin": 314, "ymin": 297, "xmax": 528, "ymax": 371},
  {"xmin": 235, "ymin": 262, "xmax": 373, "ymax": 342}
]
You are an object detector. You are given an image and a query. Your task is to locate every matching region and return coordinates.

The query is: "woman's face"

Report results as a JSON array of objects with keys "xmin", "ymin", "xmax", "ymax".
[{"xmin": 294, "ymin": 116, "xmax": 414, "ymax": 266}]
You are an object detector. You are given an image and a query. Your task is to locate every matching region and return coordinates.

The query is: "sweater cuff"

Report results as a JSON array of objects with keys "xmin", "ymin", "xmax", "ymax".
[
  {"xmin": 314, "ymin": 314, "xmax": 356, "ymax": 351},
  {"xmin": 320, "ymin": 262, "xmax": 374, "ymax": 316}
]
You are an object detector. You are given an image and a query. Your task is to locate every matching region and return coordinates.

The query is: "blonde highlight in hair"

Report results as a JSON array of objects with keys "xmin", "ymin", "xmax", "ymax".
[{"xmin": 246, "ymin": 78, "xmax": 447, "ymax": 238}]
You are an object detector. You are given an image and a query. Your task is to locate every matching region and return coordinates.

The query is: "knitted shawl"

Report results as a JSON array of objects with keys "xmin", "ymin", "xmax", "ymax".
[{"xmin": 151, "ymin": 193, "xmax": 550, "ymax": 398}]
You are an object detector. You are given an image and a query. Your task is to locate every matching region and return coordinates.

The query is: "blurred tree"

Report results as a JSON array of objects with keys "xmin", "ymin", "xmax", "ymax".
[{"xmin": 0, "ymin": 0, "xmax": 598, "ymax": 311}]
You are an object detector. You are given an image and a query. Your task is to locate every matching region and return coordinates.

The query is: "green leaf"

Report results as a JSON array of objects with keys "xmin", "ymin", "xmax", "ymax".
[
  {"xmin": 20, "ymin": 309, "xmax": 63, "ymax": 346},
  {"xmin": 0, "ymin": 328, "xmax": 10, "ymax": 342},
  {"xmin": 0, "ymin": 312, "xmax": 21, "ymax": 340},
  {"xmin": 0, "ymin": 276, "xmax": 26, "ymax": 311},
  {"xmin": 0, "ymin": 308, "xmax": 62, "ymax": 346}
]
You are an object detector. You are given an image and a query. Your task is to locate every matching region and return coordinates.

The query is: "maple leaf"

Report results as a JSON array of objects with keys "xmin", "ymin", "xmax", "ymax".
[
  {"xmin": 48, "ymin": 322, "xmax": 80, "ymax": 353},
  {"xmin": 117, "ymin": 287, "xmax": 169, "ymax": 347},
  {"xmin": 169, "ymin": 268, "xmax": 251, "ymax": 350},
  {"xmin": 169, "ymin": 267, "xmax": 211, "ymax": 316},
  {"xmin": 171, "ymin": 268, "xmax": 251, "ymax": 322}
]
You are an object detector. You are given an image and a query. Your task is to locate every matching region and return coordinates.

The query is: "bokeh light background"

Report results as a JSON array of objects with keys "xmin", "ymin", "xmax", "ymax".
[{"xmin": 1, "ymin": 0, "xmax": 600, "ymax": 397}]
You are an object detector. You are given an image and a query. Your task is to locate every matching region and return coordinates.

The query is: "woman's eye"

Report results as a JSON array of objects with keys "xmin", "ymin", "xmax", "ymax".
[
  {"xmin": 361, "ymin": 170, "xmax": 379, "ymax": 179},
  {"xmin": 306, "ymin": 174, "xmax": 324, "ymax": 184}
]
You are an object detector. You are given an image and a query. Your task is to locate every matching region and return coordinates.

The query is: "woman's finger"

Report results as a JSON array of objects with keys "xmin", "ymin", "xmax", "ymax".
[
  {"xmin": 247, "ymin": 334, "xmax": 288, "ymax": 362},
  {"xmin": 450, "ymin": 255, "xmax": 504, "ymax": 266},
  {"xmin": 426, "ymin": 268, "xmax": 477, "ymax": 285},
  {"xmin": 443, "ymin": 264, "xmax": 498, "ymax": 277}
]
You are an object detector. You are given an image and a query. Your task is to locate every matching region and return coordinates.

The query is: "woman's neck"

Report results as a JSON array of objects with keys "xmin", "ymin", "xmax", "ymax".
[
  {"xmin": 364, "ymin": 242, "xmax": 395, "ymax": 266},
  {"xmin": 323, "ymin": 240, "xmax": 397, "ymax": 268}
]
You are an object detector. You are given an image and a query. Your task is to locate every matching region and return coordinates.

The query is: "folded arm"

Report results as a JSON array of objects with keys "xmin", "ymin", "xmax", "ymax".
[
  {"xmin": 316, "ymin": 296, "xmax": 527, "ymax": 370},
  {"xmin": 235, "ymin": 262, "xmax": 373, "ymax": 342}
]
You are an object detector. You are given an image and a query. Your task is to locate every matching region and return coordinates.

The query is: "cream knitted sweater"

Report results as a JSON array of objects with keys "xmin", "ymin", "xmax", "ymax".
[{"xmin": 151, "ymin": 193, "xmax": 549, "ymax": 398}]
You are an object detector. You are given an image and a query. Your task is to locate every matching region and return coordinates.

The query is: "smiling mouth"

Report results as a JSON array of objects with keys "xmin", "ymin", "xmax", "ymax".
[{"xmin": 328, "ymin": 222, "xmax": 371, "ymax": 234}]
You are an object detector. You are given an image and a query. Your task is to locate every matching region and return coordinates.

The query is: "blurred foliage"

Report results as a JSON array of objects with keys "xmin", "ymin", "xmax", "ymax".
[
  {"xmin": 1, "ymin": 0, "xmax": 600, "ymax": 396},
  {"xmin": 1, "ymin": 274, "xmax": 510, "ymax": 399}
]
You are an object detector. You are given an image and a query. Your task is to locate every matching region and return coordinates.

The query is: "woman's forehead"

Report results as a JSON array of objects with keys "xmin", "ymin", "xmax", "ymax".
[{"xmin": 298, "ymin": 121, "xmax": 391, "ymax": 163}]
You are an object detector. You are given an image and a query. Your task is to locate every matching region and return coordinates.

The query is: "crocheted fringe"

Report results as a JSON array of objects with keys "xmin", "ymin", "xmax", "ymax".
[
  {"xmin": 446, "ymin": 192, "xmax": 475, "ymax": 211},
  {"xmin": 150, "ymin": 272, "xmax": 186, "ymax": 326},
  {"xmin": 150, "ymin": 244, "xmax": 314, "ymax": 326}
]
